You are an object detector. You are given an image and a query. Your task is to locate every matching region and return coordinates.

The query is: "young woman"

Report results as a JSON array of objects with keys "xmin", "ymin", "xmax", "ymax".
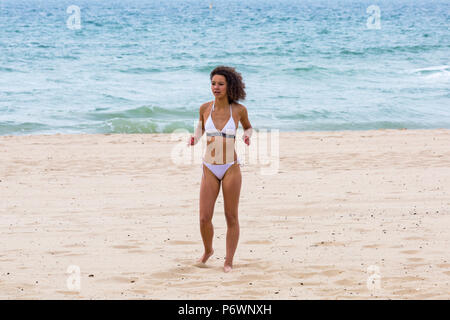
[{"xmin": 187, "ymin": 66, "xmax": 253, "ymax": 273}]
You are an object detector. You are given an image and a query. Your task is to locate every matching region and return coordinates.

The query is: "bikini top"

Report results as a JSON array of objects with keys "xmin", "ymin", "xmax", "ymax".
[{"xmin": 205, "ymin": 102, "xmax": 236, "ymax": 139}]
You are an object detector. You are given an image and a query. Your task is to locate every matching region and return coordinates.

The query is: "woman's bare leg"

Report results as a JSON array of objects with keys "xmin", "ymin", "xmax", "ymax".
[
  {"xmin": 198, "ymin": 164, "xmax": 221, "ymax": 264},
  {"xmin": 221, "ymin": 163, "xmax": 242, "ymax": 272}
]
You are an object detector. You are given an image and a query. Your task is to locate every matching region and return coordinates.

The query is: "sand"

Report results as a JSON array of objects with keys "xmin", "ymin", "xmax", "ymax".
[{"xmin": 0, "ymin": 129, "xmax": 449, "ymax": 299}]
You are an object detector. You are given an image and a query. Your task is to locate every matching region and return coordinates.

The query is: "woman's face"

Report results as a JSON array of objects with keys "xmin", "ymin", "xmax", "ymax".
[{"xmin": 211, "ymin": 74, "xmax": 227, "ymax": 100}]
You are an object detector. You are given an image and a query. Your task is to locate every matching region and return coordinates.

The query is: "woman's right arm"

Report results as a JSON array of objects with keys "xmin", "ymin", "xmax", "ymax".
[{"xmin": 188, "ymin": 103, "xmax": 206, "ymax": 146}]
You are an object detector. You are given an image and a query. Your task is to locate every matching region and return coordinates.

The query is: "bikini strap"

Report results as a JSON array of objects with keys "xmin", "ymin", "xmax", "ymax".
[{"xmin": 211, "ymin": 102, "xmax": 232, "ymax": 113}]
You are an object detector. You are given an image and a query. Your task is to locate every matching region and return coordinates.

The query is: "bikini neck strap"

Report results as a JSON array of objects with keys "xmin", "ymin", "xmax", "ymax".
[{"xmin": 212, "ymin": 102, "xmax": 231, "ymax": 112}]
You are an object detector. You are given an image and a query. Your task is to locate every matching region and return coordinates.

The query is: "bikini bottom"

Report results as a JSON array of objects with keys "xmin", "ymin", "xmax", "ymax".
[{"xmin": 202, "ymin": 158, "xmax": 241, "ymax": 181}]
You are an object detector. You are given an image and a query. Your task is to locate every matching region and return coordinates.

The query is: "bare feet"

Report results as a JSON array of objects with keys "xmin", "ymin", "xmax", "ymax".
[
  {"xmin": 198, "ymin": 250, "xmax": 214, "ymax": 264},
  {"xmin": 224, "ymin": 262, "xmax": 232, "ymax": 273}
]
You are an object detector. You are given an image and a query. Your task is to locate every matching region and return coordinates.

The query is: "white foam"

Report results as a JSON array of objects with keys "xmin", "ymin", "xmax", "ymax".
[
  {"xmin": 423, "ymin": 70, "xmax": 450, "ymax": 81},
  {"xmin": 410, "ymin": 65, "xmax": 450, "ymax": 73},
  {"xmin": 408, "ymin": 65, "xmax": 450, "ymax": 82}
]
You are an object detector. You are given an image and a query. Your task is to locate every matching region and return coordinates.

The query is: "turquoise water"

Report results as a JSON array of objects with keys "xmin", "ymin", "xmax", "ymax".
[{"xmin": 0, "ymin": 0, "xmax": 449, "ymax": 135}]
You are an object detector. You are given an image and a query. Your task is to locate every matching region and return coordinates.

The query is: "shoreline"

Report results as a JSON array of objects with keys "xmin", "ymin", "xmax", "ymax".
[{"xmin": 1, "ymin": 127, "xmax": 450, "ymax": 138}]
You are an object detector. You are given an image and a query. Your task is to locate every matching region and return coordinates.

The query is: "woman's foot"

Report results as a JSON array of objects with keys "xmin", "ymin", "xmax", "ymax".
[
  {"xmin": 198, "ymin": 249, "xmax": 214, "ymax": 264},
  {"xmin": 224, "ymin": 261, "xmax": 233, "ymax": 273}
]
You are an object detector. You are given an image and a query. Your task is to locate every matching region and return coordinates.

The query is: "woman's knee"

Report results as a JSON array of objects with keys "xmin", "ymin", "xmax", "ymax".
[
  {"xmin": 199, "ymin": 213, "xmax": 213, "ymax": 227},
  {"xmin": 224, "ymin": 212, "xmax": 239, "ymax": 226}
]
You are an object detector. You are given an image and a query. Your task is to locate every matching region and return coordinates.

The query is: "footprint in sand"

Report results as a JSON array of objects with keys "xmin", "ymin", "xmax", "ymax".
[
  {"xmin": 310, "ymin": 241, "xmax": 346, "ymax": 247},
  {"xmin": 237, "ymin": 273, "xmax": 275, "ymax": 282},
  {"xmin": 363, "ymin": 244, "xmax": 380, "ymax": 249},
  {"xmin": 149, "ymin": 271, "xmax": 177, "ymax": 279},
  {"xmin": 45, "ymin": 250, "xmax": 72, "ymax": 255},
  {"xmin": 177, "ymin": 280, "xmax": 216, "ymax": 288},
  {"xmin": 400, "ymin": 250, "xmax": 420, "ymax": 255},
  {"xmin": 320, "ymin": 269, "xmax": 343, "ymax": 277},
  {"xmin": 130, "ymin": 289, "xmax": 149, "ymax": 295},
  {"xmin": 167, "ymin": 266, "xmax": 199, "ymax": 274},
  {"xmin": 64, "ymin": 243, "xmax": 86, "ymax": 248},
  {"xmin": 172, "ymin": 257, "xmax": 214, "ymax": 269},
  {"xmin": 407, "ymin": 257, "xmax": 424, "ymax": 262},
  {"xmin": 309, "ymin": 265, "xmax": 335, "ymax": 270},
  {"xmin": 151, "ymin": 265, "xmax": 201, "ymax": 280},
  {"xmin": 403, "ymin": 236, "xmax": 426, "ymax": 241},
  {"xmin": 106, "ymin": 276, "xmax": 139, "ymax": 284},
  {"xmin": 63, "ymin": 253, "xmax": 84, "ymax": 257},
  {"xmin": 55, "ymin": 290, "xmax": 81, "ymax": 296},
  {"xmin": 128, "ymin": 249, "xmax": 149, "ymax": 254},
  {"xmin": 193, "ymin": 262, "xmax": 214, "ymax": 269},
  {"xmin": 244, "ymin": 240, "xmax": 272, "ymax": 245},
  {"xmin": 286, "ymin": 271, "xmax": 318, "ymax": 279},
  {"xmin": 112, "ymin": 245, "xmax": 139, "ymax": 249},
  {"xmin": 334, "ymin": 279, "xmax": 353, "ymax": 286},
  {"xmin": 167, "ymin": 240, "xmax": 197, "ymax": 245},
  {"xmin": 437, "ymin": 263, "xmax": 450, "ymax": 276},
  {"xmin": 235, "ymin": 260, "xmax": 273, "ymax": 271},
  {"xmin": 220, "ymin": 280, "xmax": 245, "ymax": 286}
]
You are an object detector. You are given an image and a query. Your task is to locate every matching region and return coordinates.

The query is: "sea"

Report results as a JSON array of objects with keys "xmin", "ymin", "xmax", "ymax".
[{"xmin": 0, "ymin": 0, "xmax": 449, "ymax": 135}]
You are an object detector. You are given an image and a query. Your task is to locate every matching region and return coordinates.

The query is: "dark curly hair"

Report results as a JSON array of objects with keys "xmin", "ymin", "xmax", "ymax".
[{"xmin": 210, "ymin": 66, "xmax": 246, "ymax": 104}]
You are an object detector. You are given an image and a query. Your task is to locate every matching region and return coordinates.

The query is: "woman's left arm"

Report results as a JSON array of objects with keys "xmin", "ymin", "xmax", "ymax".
[{"xmin": 239, "ymin": 105, "xmax": 253, "ymax": 145}]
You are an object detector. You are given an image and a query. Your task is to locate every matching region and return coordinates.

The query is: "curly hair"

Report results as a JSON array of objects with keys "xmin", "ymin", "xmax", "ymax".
[{"xmin": 210, "ymin": 66, "xmax": 246, "ymax": 104}]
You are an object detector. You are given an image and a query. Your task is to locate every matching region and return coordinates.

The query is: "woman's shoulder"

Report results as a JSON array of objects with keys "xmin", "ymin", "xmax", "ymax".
[
  {"xmin": 232, "ymin": 102, "xmax": 247, "ymax": 115},
  {"xmin": 200, "ymin": 101, "xmax": 213, "ymax": 112}
]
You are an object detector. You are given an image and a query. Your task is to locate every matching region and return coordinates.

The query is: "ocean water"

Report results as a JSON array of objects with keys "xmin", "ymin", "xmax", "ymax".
[{"xmin": 0, "ymin": 0, "xmax": 449, "ymax": 135}]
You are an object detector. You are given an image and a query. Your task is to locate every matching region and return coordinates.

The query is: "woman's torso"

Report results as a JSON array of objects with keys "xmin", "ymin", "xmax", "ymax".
[{"xmin": 202, "ymin": 101, "xmax": 239, "ymax": 165}]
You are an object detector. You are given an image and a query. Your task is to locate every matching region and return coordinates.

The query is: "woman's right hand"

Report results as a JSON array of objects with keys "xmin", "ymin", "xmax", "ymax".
[{"xmin": 187, "ymin": 136, "xmax": 196, "ymax": 146}]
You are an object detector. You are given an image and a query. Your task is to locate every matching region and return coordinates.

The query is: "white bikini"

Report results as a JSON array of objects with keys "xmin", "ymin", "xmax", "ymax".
[{"xmin": 202, "ymin": 102, "xmax": 240, "ymax": 180}]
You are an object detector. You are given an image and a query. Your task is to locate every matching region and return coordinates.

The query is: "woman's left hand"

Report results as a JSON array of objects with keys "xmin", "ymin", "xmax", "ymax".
[{"xmin": 243, "ymin": 134, "xmax": 250, "ymax": 146}]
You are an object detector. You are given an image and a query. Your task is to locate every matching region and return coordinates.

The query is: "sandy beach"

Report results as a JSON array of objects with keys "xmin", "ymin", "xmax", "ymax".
[{"xmin": 1, "ymin": 129, "xmax": 449, "ymax": 299}]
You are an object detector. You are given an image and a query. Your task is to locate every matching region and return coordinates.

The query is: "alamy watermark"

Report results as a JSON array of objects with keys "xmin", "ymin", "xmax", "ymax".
[
  {"xmin": 66, "ymin": 265, "xmax": 81, "ymax": 292},
  {"xmin": 171, "ymin": 124, "xmax": 279, "ymax": 176},
  {"xmin": 366, "ymin": 5, "xmax": 381, "ymax": 29},
  {"xmin": 366, "ymin": 265, "xmax": 381, "ymax": 292},
  {"xmin": 66, "ymin": 5, "xmax": 81, "ymax": 30}
]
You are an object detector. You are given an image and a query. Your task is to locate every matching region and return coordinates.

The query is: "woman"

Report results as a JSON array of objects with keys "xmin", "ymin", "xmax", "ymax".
[{"xmin": 187, "ymin": 66, "xmax": 253, "ymax": 273}]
